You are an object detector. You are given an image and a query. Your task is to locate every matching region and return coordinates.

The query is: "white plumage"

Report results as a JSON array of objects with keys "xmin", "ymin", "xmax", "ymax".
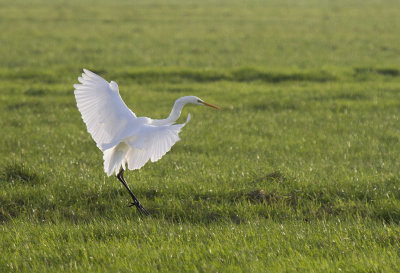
[{"xmin": 74, "ymin": 69, "xmax": 193, "ymax": 176}]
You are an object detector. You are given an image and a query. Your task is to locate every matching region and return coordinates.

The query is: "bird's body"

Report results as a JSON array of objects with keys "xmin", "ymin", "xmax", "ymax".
[{"xmin": 73, "ymin": 69, "xmax": 219, "ymax": 215}]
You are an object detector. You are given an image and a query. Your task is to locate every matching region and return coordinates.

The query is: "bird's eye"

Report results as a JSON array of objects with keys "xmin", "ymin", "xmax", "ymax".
[{"xmin": 197, "ymin": 99, "xmax": 202, "ymax": 103}]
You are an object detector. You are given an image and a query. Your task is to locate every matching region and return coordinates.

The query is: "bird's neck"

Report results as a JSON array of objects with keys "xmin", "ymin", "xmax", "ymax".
[{"xmin": 151, "ymin": 98, "xmax": 187, "ymax": 126}]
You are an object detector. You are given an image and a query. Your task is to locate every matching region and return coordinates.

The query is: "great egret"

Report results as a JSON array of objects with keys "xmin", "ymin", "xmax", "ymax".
[{"xmin": 73, "ymin": 69, "xmax": 219, "ymax": 215}]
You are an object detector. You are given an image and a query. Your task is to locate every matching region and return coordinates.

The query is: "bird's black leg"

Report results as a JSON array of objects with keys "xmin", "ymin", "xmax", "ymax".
[{"xmin": 116, "ymin": 169, "xmax": 149, "ymax": 216}]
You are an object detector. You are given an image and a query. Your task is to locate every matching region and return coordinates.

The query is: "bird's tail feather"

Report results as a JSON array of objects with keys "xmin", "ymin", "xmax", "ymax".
[{"xmin": 103, "ymin": 143, "xmax": 129, "ymax": 176}]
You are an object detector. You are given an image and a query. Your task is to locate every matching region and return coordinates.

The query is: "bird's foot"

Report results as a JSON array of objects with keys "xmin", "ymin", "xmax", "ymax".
[{"xmin": 128, "ymin": 201, "xmax": 150, "ymax": 216}]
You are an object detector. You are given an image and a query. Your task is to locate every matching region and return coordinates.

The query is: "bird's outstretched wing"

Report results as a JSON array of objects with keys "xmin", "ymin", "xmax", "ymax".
[
  {"xmin": 125, "ymin": 114, "xmax": 191, "ymax": 171},
  {"xmin": 102, "ymin": 114, "xmax": 191, "ymax": 176},
  {"xmin": 74, "ymin": 69, "xmax": 138, "ymax": 150}
]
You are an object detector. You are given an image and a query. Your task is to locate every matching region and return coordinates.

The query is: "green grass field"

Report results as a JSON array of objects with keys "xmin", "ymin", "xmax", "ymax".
[{"xmin": 1, "ymin": 0, "xmax": 400, "ymax": 271}]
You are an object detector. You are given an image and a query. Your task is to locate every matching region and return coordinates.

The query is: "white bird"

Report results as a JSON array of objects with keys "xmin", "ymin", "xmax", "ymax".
[{"xmin": 74, "ymin": 69, "xmax": 219, "ymax": 215}]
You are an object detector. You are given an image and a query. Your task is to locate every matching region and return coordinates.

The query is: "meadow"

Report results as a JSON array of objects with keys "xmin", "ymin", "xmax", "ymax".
[{"xmin": 1, "ymin": 0, "xmax": 400, "ymax": 271}]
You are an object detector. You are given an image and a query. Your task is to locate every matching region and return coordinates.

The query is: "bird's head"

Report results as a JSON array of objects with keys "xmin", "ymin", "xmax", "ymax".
[{"xmin": 184, "ymin": 96, "xmax": 220, "ymax": 110}]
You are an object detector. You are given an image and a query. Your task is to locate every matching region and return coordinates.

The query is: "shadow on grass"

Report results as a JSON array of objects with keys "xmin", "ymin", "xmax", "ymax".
[
  {"xmin": 354, "ymin": 67, "xmax": 400, "ymax": 79},
  {"xmin": 2, "ymin": 67, "xmax": 397, "ymax": 85},
  {"xmin": 119, "ymin": 68, "xmax": 336, "ymax": 84},
  {"xmin": 0, "ymin": 161, "xmax": 44, "ymax": 186},
  {"xmin": 2, "ymin": 173, "xmax": 400, "ymax": 224},
  {"xmin": 0, "ymin": 187, "xmax": 277, "ymax": 224},
  {"xmin": 0, "ymin": 70, "xmax": 58, "ymax": 83},
  {"xmin": 24, "ymin": 88, "xmax": 47, "ymax": 96},
  {"xmin": 310, "ymin": 92, "xmax": 370, "ymax": 102},
  {"xmin": 7, "ymin": 101, "xmax": 44, "ymax": 111},
  {"xmin": 249, "ymin": 101, "xmax": 299, "ymax": 112}
]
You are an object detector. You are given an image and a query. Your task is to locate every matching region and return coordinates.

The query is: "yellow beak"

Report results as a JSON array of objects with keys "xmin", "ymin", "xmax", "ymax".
[{"xmin": 202, "ymin": 101, "xmax": 220, "ymax": 110}]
